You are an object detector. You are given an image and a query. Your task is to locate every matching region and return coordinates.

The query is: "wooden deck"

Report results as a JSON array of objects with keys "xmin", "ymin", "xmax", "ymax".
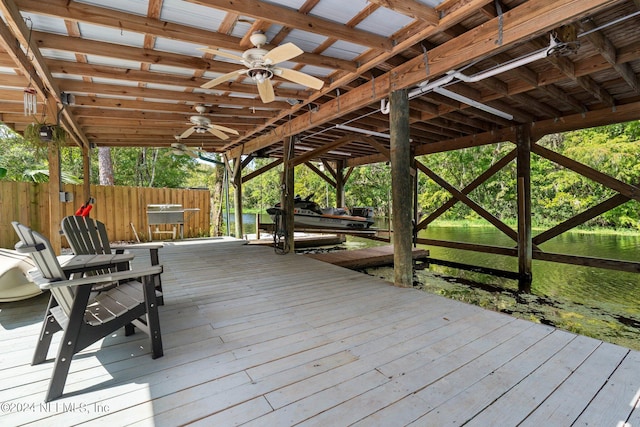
[{"xmin": 2, "ymin": 238, "xmax": 640, "ymax": 426}]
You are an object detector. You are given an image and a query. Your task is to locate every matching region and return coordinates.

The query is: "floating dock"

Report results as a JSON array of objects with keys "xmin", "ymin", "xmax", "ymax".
[
  {"xmin": 304, "ymin": 244, "xmax": 429, "ymax": 269},
  {"xmin": 248, "ymin": 233, "xmax": 346, "ymax": 248}
]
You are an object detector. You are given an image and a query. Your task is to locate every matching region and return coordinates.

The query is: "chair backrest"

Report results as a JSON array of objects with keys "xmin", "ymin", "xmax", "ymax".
[
  {"xmin": 12, "ymin": 221, "xmax": 75, "ymax": 315},
  {"xmin": 62, "ymin": 216, "xmax": 112, "ymax": 255}
]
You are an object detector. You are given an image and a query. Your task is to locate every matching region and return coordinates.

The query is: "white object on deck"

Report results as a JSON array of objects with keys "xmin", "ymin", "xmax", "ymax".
[{"xmin": 0, "ymin": 248, "xmax": 42, "ymax": 302}]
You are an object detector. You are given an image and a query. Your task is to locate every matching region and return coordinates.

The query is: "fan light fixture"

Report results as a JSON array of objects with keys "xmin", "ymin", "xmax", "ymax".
[{"xmin": 199, "ymin": 31, "xmax": 324, "ymax": 103}]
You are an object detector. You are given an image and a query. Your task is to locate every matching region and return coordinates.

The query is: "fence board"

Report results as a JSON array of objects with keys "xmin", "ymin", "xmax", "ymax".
[{"xmin": 0, "ymin": 182, "xmax": 211, "ymax": 248}]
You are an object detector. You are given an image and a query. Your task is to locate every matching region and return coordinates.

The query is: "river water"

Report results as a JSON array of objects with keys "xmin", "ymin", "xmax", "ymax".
[{"xmin": 243, "ymin": 214, "xmax": 640, "ymax": 349}]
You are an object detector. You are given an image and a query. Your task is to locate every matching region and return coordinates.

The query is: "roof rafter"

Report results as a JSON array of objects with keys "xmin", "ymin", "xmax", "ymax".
[
  {"xmin": 230, "ymin": 0, "xmax": 620, "ymax": 158},
  {"xmin": 367, "ymin": 0, "xmax": 439, "ymax": 26},
  {"xmin": 0, "ymin": 0, "xmax": 89, "ymax": 148},
  {"xmin": 186, "ymin": 0, "xmax": 394, "ymax": 51},
  {"xmin": 15, "ymin": 0, "xmax": 356, "ymax": 72}
]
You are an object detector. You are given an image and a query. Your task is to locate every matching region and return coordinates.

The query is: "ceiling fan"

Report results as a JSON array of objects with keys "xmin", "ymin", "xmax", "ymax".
[
  {"xmin": 199, "ymin": 31, "xmax": 324, "ymax": 103},
  {"xmin": 171, "ymin": 140, "xmax": 199, "ymax": 158},
  {"xmin": 179, "ymin": 105, "xmax": 240, "ymax": 140}
]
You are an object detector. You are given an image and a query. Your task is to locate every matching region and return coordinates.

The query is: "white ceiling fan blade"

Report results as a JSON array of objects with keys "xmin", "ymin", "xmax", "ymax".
[
  {"xmin": 263, "ymin": 42, "xmax": 303, "ymax": 65},
  {"xmin": 210, "ymin": 124, "xmax": 239, "ymax": 135},
  {"xmin": 276, "ymin": 68, "xmax": 324, "ymax": 90},
  {"xmin": 207, "ymin": 127, "xmax": 229, "ymax": 140},
  {"xmin": 257, "ymin": 78, "xmax": 275, "ymax": 103},
  {"xmin": 180, "ymin": 127, "xmax": 196, "ymax": 139},
  {"xmin": 172, "ymin": 149, "xmax": 185, "ymax": 156},
  {"xmin": 185, "ymin": 149, "xmax": 199, "ymax": 158},
  {"xmin": 201, "ymin": 70, "xmax": 244, "ymax": 89},
  {"xmin": 171, "ymin": 142, "xmax": 187, "ymax": 150},
  {"xmin": 198, "ymin": 47, "xmax": 244, "ymax": 62}
]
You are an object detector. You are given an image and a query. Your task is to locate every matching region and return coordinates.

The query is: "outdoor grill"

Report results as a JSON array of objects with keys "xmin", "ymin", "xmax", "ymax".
[{"xmin": 146, "ymin": 204, "xmax": 199, "ymax": 240}]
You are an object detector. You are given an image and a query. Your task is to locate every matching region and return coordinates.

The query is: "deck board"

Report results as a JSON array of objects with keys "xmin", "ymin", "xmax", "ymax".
[{"xmin": 1, "ymin": 238, "xmax": 639, "ymax": 426}]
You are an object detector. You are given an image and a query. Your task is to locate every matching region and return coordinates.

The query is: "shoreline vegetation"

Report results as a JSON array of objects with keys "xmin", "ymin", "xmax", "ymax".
[
  {"xmin": 297, "ymin": 237, "xmax": 640, "ymax": 352},
  {"xmin": 368, "ymin": 266, "xmax": 640, "ymax": 352}
]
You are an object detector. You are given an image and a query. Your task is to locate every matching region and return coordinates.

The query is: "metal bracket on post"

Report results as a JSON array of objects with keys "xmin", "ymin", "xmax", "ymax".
[{"xmin": 495, "ymin": 0, "xmax": 504, "ymax": 46}]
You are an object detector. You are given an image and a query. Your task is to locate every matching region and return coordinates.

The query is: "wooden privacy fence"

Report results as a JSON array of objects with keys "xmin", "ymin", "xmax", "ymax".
[{"xmin": 0, "ymin": 182, "xmax": 211, "ymax": 249}]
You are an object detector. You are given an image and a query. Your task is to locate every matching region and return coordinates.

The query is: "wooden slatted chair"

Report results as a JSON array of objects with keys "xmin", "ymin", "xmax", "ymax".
[
  {"xmin": 12, "ymin": 221, "xmax": 163, "ymax": 402},
  {"xmin": 61, "ymin": 215, "xmax": 164, "ymax": 304}
]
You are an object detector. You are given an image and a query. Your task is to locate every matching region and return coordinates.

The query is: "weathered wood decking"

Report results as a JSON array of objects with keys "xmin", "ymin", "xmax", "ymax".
[
  {"xmin": 1, "ymin": 238, "xmax": 639, "ymax": 426},
  {"xmin": 304, "ymin": 245, "xmax": 429, "ymax": 269}
]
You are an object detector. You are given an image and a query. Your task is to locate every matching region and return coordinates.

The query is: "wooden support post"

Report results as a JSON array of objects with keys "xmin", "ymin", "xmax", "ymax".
[
  {"xmin": 48, "ymin": 141, "xmax": 62, "ymax": 254},
  {"xmin": 516, "ymin": 125, "xmax": 533, "ymax": 293},
  {"xmin": 390, "ymin": 89, "xmax": 413, "ymax": 287},
  {"xmin": 82, "ymin": 144, "xmax": 91, "ymax": 203},
  {"xmin": 283, "ymin": 136, "xmax": 295, "ymax": 252},
  {"xmin": 336, "ymin": 160, "xmax": 345, "ymax": 208},
  {"xmin": 233, "ymin": 160, "xmax": 243, "ymax": 239}
]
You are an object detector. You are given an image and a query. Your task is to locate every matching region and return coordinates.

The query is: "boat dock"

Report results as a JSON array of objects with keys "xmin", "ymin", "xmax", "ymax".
[
  {"xmin": 248, "ymin": 233, "xmax": 346, "ymax": 248},
  {"xmin": 304, "ymin": 244, "xmax": 429, "ymax": 269},
  {"xmin": 2, "ymin": 238, "xmax": 639, "ymax": 425}
]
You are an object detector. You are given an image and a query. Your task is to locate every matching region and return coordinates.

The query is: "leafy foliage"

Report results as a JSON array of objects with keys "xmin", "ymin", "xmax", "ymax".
[{"xmin": 3, "ymin": 121, "xmax": 639, "ymax": 230}]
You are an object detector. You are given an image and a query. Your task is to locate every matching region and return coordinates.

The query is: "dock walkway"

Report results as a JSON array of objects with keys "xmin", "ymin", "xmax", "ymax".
[
  {"xmin": 304, "ymin": 244, "xmax": 429, "ymax": 269},
  {"xmin": 1, "ymin": 238, "xmax": 638, "ymax": 425}
]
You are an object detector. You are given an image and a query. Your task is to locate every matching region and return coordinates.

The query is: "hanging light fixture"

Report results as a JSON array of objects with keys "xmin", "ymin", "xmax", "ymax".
[{"xmin": 23, "ymin": 17, "xmax": 37, "ymax": 116}]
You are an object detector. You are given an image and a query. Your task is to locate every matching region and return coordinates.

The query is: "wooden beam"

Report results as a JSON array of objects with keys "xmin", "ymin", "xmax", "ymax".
[
  {"xmin": 390, "ymin": 89, "xmax": 412, "ymax": 287},
  {"xmin": 516, "ymin": 125, "xmax": 532, "ymax": 292},
  {"xmin": 229, "ymin": 0, "xmax": 619, "ymax": 159},
  {"xmin": 58, "ymin": 81, "xmax": 290, "ymax": 110},
  {"xmin": 417, "ymin": 149, "xmax": 517, "ymax": 231},
  {"xmin": 0, "ymin": 0, "xmax": 89, "ymax": 149},
  {"xmin": 283, "ymin": 136, "xmax": 295, "ymax": 252},
  {"xmin": 221, "ymin": 0, "xmax": 493, "ymax": 151},
  {"xmin": 580, "ymin": 19, "xmax": 640, "ymax": 94},
  {"xmin": 533, "ymin": 191, "xmax": 635, "ymax": 246},
  {"xmin": 367, "ymin": 0, "xmax": 439, "ymax": 26},
  {"xmin": 304, "ymin": 161, "xmax": 335, "ymax": 187},
  {"xmin": 45, "ymin": 59, "xmax": 312, "ymax": 100},
  {"xmin": 532, "ymin": 143, "xmax": 640, "ymax": 202},
  {"xmin": 416, "ymin": 161, "xmax": 519, "ymax": 242},
  {"xmin": 187, "ymin": 0, "xmax": 393, "ymax": 51},
  {"xmin": 291, "ymin": 135, "xmax": 353, "ymax": 166},
  {"xmin": 15, "ymin": 0, "xmax": 356, "ymax": 72}
]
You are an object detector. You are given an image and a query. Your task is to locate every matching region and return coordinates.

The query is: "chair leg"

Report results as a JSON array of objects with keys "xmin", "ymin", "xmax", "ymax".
[
  {"xmin": 33, "ymin": 296, "xmax": 62, "ymax": 365},
  {"xmin": 44, "ymin": 286, "xmax": 92, "ymax": 402},
  {"xmin": 142, "ymin": 274, "xmax": 163, "ymax": 359},
  {"xmin": 124, "ymin": 323, "xmax": 136, "ymax": 336},
  {"xmin": 149, "ymin": 248, "xmax": 163, "ymax": 305}
]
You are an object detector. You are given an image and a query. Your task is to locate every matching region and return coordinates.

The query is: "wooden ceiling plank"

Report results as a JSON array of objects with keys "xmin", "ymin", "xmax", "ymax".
[
  {"xmin": 0, "ymin": 0, "xmax": 90, "ymax": 148},
  {"xmin": 15, "ymin": 0, "xmax": 355, "ymax": 72},
  {"xmin": 45, "ymin": 59, "xmax": 310, "ymax": 99},
  {"xmin": 58, "ymin": 80, "xmax": 289, "ymax": 109},
  {"xmin": 580, "ymin": 18, "xmax": 640, "ymax": 94},
  {"xmin": 187, "ymin": 0, "xmax": 393, "ymax": 51},
  {"xmin": 368, "ymin": 0, "xmax": 439, "ymax": 26},
  {"xmin": 530, "ymin": 38, "xmax": 617, "ymax": 107},
  {"xmin": 222, "ymin": 0, "xmax": 495, "ymax": 151},
  {"xmin": 229, "ymin": 0, "xmax": 620, "ymax": 158},
  {"xmin": 69, "ymin": 98, "xmax": 278, "ymax": 118}
]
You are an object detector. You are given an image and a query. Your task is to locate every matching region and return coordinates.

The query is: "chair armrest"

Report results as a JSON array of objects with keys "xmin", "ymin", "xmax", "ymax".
[
  {"xmin": 14, "ymin": 241, "xmax": 46, "ymax": 253},
  {"xmin": 116, "ymin": 243, "xmax": 163, "ymax": 250},
  {"xmin": 38, "ymin": 265, "xmax": 163, "ymax": 290}
]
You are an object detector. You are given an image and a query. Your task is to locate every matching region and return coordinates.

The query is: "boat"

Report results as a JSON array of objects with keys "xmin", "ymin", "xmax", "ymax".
[{"xmin": 267, "ymin": 194, "xmax": 375, "ymax": 230}]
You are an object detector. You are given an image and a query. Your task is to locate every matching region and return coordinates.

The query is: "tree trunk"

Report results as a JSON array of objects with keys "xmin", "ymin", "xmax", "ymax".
[{"xmin": 98, "ymin": 147, "xmax": 114, "ymax": 185}]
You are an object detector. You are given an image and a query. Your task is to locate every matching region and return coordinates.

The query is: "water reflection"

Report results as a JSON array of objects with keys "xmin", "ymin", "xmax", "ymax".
[{"xmin": 240, "ymin": 214, "xmax": 640, "ymax": 317}]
